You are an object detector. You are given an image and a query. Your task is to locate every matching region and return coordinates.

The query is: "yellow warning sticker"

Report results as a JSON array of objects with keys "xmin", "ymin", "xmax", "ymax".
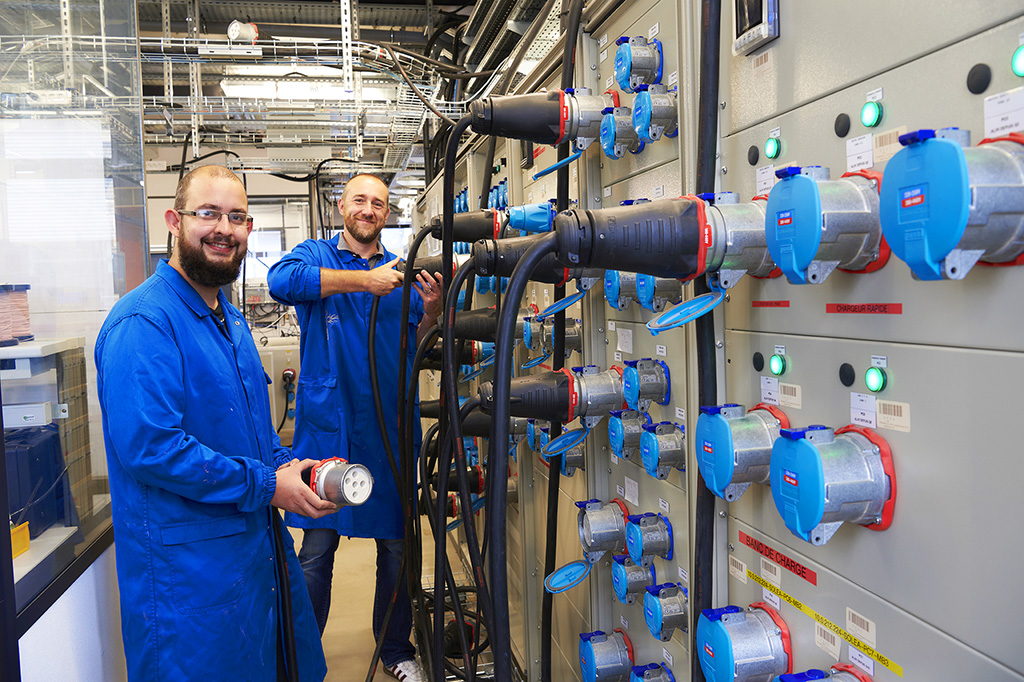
[{"xmin": 747, "ymin": 570, "xmax": 904, "ymax": 678}]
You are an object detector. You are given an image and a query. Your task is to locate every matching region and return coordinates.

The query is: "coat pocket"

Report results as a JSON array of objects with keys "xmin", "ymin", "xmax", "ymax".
[
  {"xmin": 295, "ymin": 374, "xmax": 341, "ymax": 434},
  {"xmin": 160, "ymin": 514, "xmax": 249, "ymax": 613}
]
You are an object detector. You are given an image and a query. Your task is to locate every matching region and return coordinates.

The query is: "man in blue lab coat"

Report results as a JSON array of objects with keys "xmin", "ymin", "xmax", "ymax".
[
  {"xmin": 96, "ymin": 165, "xmax": 334, "ymax": 682},
  {"xmin": 268, "ymin": 173, "xmax": 441, "ymax": 682}
]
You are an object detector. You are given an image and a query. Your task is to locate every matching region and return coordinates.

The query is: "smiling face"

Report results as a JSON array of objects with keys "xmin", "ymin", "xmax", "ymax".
[
  {"xmin": 339, "ymin": 174, "xmax": 390, "ymax": 246},
  {"xmin": 166, "ymin": 167, "xmax": 250, "ymax": 302}
]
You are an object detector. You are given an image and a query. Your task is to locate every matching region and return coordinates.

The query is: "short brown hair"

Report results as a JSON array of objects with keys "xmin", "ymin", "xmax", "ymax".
[{"xmin": 174, "ymin": 165, "xmax": 245, "ymax": 211}]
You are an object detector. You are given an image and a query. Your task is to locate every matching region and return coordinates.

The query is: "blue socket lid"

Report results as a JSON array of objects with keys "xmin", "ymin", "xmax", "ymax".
[
  {"xmin": 695, "ymin": 408, "xmax": 736, "ymax": 499},
  {"xmin": 770, "ymin": 429, "xmax": 827, "ymax": 542},
  {"xmin": 605, "ymin": 270, "xmax": 621, "ymax": 307},
  {"xmin": 625, "ymin": 517, "xmax": 645, "ymax": 564},
  {"xmin": 879, "ymin": 133, "xmax": 970, "ymax": 280},
  {"xmin": 623, "ymin": 364, "xmax": 642, "ymax": 410},
  {"xmin": 539, "ymin": 429, "xmax": 550, "ymax": 449},
  {"xmin": 543, "ymin": 427, "xmax": 589, "ymax": 457},
  {"xmin": 640, "ymin": 428, "xmax": 660, "ymax": 478},
  {"xmin": 523, "ymin": 316, "xmax": 534, "ymax": 348},
  {"xmin": 579, "ymin": 633, "xmax": 600, "ymax": 682},
  {"xmin": 611, "ymin": 556, "xmax": 630, "ymax": 603},
  {"xmin": 545, "ymin": 559, "xmax": 592, "ymax": 594},
  {"xmin": 498, "ymin": 277, "xmax": 508, "ymax": 293},
  {"xmin": 508, "ymin": 202, "xmax": 556, "ymax": 233},
  {"xmin": 778, "ymin": 671, "xmax": 828, "ymax": 682},
  {"xmin": 601, "ymin": 113, "xmax": 619, "ymax": 160},
  {"xmin": 635, "ymin": 274, "xmax": 657, "ymax": 310},
  {"xmin": 695, "ymin": 610, "xmax": 738, "ymax": 682},
  {"xmin": 615, "ymin": 41, "xmax": 634, "ymax": 92},
  {"xmin": 527, "ymin": 420, "xmax": 537, "ymax": 450},
  {"xmin": 765, "ymin": 170, "xmax": 823, "ymax": 285},
  {"xmin": 476, "ymin": 275, "xmax": 491, "ymax": 293},
  {"xmin": 643, "ymin": 589, "xmax": 664, "ymax": 639},
  {"xmin": 630, "ymin": 664, "xmax": 661, "ymax": 682},
  {"xmin": 608, "ymin": 412, "xmax": 626, "ymax": 456},
  {"xmin": 500, "ymin": 180, "xmax": 509, "ymax": 207},
  {"xmin": 632, "ymin": 89, "xmax": 654, "ymax": 142}
]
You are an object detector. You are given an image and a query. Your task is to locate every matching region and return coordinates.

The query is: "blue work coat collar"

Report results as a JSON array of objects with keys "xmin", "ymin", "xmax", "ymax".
[{"xmin": 154, "ymin": 259, "xmax": 229, "ymax": 320}]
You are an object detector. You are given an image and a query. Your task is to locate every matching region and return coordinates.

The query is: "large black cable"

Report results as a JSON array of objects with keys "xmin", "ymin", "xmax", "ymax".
[
  {"xmin": 692, "ymin": 2, "xmax": 722, "ymax": 681},
  {"xmin": 487, "ymin": 232, "xmax": 560, "ymax": 682},
  {"xmin": 541, "ymin": 3, "xmax": 584, "ymax": 679},
  {"xmin": 271, "ymin": 510, "xmax": 300, "ymax": 682}
]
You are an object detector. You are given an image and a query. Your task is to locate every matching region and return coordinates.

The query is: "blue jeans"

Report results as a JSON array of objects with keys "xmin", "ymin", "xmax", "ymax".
[{"xmin": 297, "ymin": 529, "xmax": 416, "ymax": 667}]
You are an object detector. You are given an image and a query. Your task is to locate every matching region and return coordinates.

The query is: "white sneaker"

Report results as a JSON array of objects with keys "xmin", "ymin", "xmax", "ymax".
[{"xmin": 385, "ymin": 659, "xmax": 424, "ymax": 682}]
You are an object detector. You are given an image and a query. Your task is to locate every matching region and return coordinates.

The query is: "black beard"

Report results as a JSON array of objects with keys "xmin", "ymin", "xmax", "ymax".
[{"xmin": 177, "ymin": 236, "xmax": 244, "ymax": 288}]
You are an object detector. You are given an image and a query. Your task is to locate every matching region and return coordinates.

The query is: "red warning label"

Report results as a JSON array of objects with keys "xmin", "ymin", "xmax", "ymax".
[
  {"xmin": 826, "ymin": 303, "xmax": 902, "ymax": 315},
  {"xmin": 739, "ymin": 531, "xmax": 818, "ymax": 585},
  {"xmin": 752, "ymin": 300, "xmax": 790, "ymax": 308}
]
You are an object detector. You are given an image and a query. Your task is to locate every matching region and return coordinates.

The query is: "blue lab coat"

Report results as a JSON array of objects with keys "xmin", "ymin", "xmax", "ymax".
[
  {"xmin": 96, "ymin": 261, "xmax": 327, "ymax": 682},
  {"xmin": 268, "ymin": 236, "xmax": 423, "ymax": 539}
]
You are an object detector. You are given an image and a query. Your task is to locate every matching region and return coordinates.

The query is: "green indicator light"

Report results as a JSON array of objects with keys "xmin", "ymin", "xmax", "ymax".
[
  {"xmin": 1013, "ymin": 44, "xmax": 1024, "ymax": 78},
  {"xmin": 861, "ymin": 101, "xmax": 883, "ymax": 128},
  {"xmin": 865, "ymin": 366, "xmax": 887, "ymax": 392},
  {"xmin": 765, "ymin": 137, "xmax": 781, "ymax": 159},
  {"xmin": 769, "ymin": 354, "xmax": 786, "ymax": 376}
]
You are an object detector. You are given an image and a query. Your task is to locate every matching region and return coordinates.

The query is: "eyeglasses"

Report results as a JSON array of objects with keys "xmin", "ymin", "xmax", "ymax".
[{"xmin": 178, "ymin": 208, "xmax": 253, "ymax": 226}]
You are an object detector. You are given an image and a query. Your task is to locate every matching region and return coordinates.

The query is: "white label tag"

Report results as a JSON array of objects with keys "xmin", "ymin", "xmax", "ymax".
[
  {"xmin": 544, "ymin": 289, "xmax": 551, "ymax": 307},
  {"xmin": 608, "ymin": 321, "xmax": 616, "ymax": 331},
  {"xmin": 606, "ymin": 75, "xmax": 614, "ymax": 90},
  {"xmin": 762, "ymin": 587, "xmax": 781, "ymax": 610},
  {"xmin": 600, "ymin": 49, "xmax": 608, "ymax": 63},
  {"xmin": 847, "ymin": 133, "xmax": 874, "ymax": 172},
  {"xmin": 668, "ymin": 71, "xmax": 678, "ymax": 86},
  {"xmin": 815, "ymin": 622, "xmax": 841, "ymax": 661},
  {"xmin": 774, "ymin": 345, "xmax": 786, "ymax": 355},
  {"xmin": 621, "ymin": 614, "xmax": 629, "ymax": 629},
  {"xmin": 769, "ymin": 127, "xmax": 781, "ymax": 139},
  {"xmin": 656, "ymin": 344, "xmax": 667, "ymax": 357},
  {"xmin": 850, "ymin": 647, "xmax": 875, "ymax": 676},
  {"xmin": 985, "ymin": 87, "xmax": 1024, "ymax": 137},
  {"xmin": 648, "ymin": 23, "xmax": 660, "ymax": 39},
  {"xmin": 659, "ymin": 498, "xmax": 670, "ymax": 513},
  {"xmin": 616, "ymin": 328, "xmax": 633, "ymax": 354},
  {"xmin": 873, "ymin": 126, "xmax": 907, "ymax": 166},
  {"xmin": 779, "ymin": 382, "xmax": 801, "ymax": 409},
  {"xmin": 617, "ymin": 484, "xmax": 626, "ymax": 497},
  {"xmin": 846, "ymin": 608, "xmax": 877, "ymax": 649},
  {"xmin": 528, "ymin": 191, "xmax": 534, "ymax": 201},
  {"xmin": 611, "ymin": 453, "xmax": 619, "ymax": 466},
  {"xmin": 760, "ymin": 376, "xmax": 780, "ymax": 405},
  {"xmin": 624, "ymin": 476, "xmax": 639, "ymax": 506},
  {"xmin": 662, "ymin": 648, "xmax": 674, "ymax": 667},
  {"xmin": 675, "ymin": 407, "xmax": 686, "ymax": 422},
  {"xmin": 604, "ymin": 186, "xmax": 612, "ymax": 197},
  {"xmin": 851, "ymin": 392, "xmax": 877, "ymax": 428},
  {"xmin": 756, "ymin": 165, "xmax": 776, "ymax": 195},
  {"xmin": 877, "ymin": 400, "xmax": 911, "ymax": 432},
  {"xmin": 866, "ymin": 87, "xmax": 884, "ymax": 102},
  {"xmin": 653, "ymin": 185, "xmax": 665, "ymax": 198},
  {"xmin": 729, "ymin": 555, "xmax": 748, "ymax": 584},
  {"xmin": 871, "ymin": 355, "xmax": 888, "ymax": 368},
  {"xmin": 615, "ymin": 351, "xmax": 623, "ymax": 362},
  {"xmin": 599, "ymin": 33, "xmax": 608, "ymax": 48},
  {"xmin": 677, "ymin": 566, "xmax": 688, "ymax": 583},
  {"xmin": 760, "ymin": 557, "xmax": 782, "ymax": 587}
]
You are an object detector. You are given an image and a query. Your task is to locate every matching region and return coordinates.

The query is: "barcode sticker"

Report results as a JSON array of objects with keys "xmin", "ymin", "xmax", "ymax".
[
  {"xmin": 600, "ymin": 49, "xmax": 608, "ymax": 63},
  {"xmin": 675, "ymin": 407, "xmax": 686, "ymax": 422},
  {"xmin": 753, "ymin": 50, "xmax": 772, "ymax": 76},
  {"xmin": 877, "ymin": 400, "xmax": 911, "ymax": 432},
  {"xmin": 761, "ymin": 557, "xmax": 782, "ymax": 586},
  {"xmin": 662, "ymin": 648, "xmax": 674, "ymax": 667},
  {"xmin": 762, "ymin": 587, "xmax": 781, "ymax": 610},
  {"xmin": 617, "ymin": 484, "xmax": 626, "ymax": 497},
  {"xmin": 678, "ymin": 566, "xmax": 688, "ymax": 583},
  {"xmin": 780, "ymin": 382, "xmax": 802, "ymax": 409},
  {"xmin": 729, "ymin": 555, "xmax": 748, "ymax": 584},
  {"xmin": 874, "ymin": 126, "xmax": 907, "ymax": 166},
  {"xmin": 850, "ymin": 647, "xmax": 875, "ymax": 676},
  {"xmin": 659, "ymin": 498, "xmax": 670, "ymax": 513},
  {"xmin": 761, "ymin": 376, "xmax": 780, "ymax": 405},
  {"xmin": 624, "ymin": 476, "xmax": 639, "ymax": 505},
  {"xmin": 656, "ymin": 344, "xmax": 667, "ymax": 357},
  {"xmin": 648, "ymin": 23, "xmax": 660, "ymax": 39},
  {"xmin": 815, "ymin": 621, "xmax": 841, "ymax": 660},
  {"xmin": 847, "ymin": 608, "xmax": 877, "ymax": 648},
  {"xmin": 621, "ymin": 614, "xmax": 629, "ymax": 629}
]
